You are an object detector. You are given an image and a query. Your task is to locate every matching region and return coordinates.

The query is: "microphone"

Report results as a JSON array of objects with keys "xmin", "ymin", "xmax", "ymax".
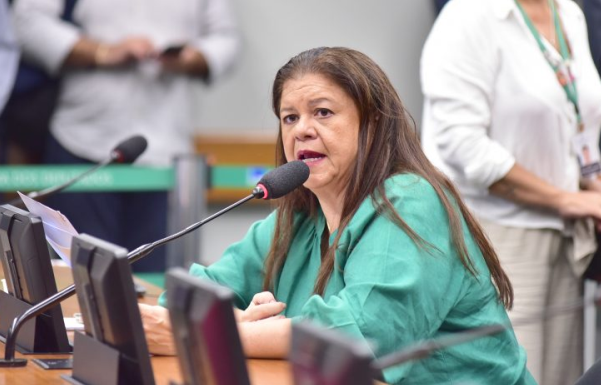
[
  {"xmin": 0, "ymin": 160, "xmax": 310, "ymax": 367},
  {"xmin": 6, "ymin": 135, "xmax": 148, "ymax": 205},
  {"xmin": 109, "ymin": 135, "xmax": 148, "ymax": 164},
  {"xmin": 253, "ymin": 160, "xmax": 310, "ymax": 200}
]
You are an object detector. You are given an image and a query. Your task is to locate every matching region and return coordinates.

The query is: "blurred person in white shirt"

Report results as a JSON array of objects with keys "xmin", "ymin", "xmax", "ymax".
[
  {"xmin": 421, "ymin": 0, "xmax": 601, "ymax": 384},
  {"xmin": 12, "ymin": 0, "xmax": 240, "ymax": 271}
]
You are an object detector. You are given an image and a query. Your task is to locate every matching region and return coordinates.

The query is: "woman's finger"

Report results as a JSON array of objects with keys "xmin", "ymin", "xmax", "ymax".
[
  {"xmin": 250, "ymin": 291, "xmax": 277, "ymax": 306},
  {"xmin": 138, "ymin": 304, "xmax": 176, "ymax": 355},
  {"xmin": 244, "ymin": 301, "xmax": 286, "ymax": 322}
]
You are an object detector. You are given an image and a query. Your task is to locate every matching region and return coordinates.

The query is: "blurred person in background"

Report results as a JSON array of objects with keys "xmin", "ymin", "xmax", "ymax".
[
  {"xmin": 0, "ymin": 0, "xmax": 20, "ymax": 159},
  {"xmin": 584, "ymin": 0, "xmax": 601, "ymax": 75},
  {"xmin": 12, "ymin": 0, "xmax": 240, "ymax": 271},
  {"xmin": 421, "ymin": 0, "xmax": 601, "ymax": 384}
]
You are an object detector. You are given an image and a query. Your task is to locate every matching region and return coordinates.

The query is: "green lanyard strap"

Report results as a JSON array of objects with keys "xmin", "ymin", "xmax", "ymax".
[{"xmin": 514, "ymin": 0, "xmax": 582, "ymax": 127}]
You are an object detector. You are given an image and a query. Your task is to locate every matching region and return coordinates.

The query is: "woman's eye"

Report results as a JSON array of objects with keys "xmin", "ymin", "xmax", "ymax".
[
  {"xmin": 316, "ymin": 108, "xmax": 333, "ymax": 117},
  {"xmin": 282, "ymin": 115, "xmax": 298, "ymax": 124}
]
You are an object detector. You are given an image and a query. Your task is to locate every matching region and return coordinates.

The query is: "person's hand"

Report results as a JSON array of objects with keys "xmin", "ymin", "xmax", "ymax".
[
  {"xmin": 581, "ymin": 178, "xmax": 601, "ymax": 194},
  {"xmin": 579, "ymin": 178, "xmax": 601, "ymax": 231},
  {"xmin": 138, "ymin": 303, "xmax": 176, "ymax": 356},
  {"xmin": 555, "ymin": 190, "xmax": 601, "ymax": 231},
  {"xmin": 158, "ymin": 45, "xmax": 208, "ymax": 77},
  {"xmin": 237, "ymin": 317, "xmax": 291, "ymax": 358},
  {"xmin": 96, "ymin": 37, "xmax": 155, "ymax": 67},
  {"xmin": 234, "ymin": 291, "xmax": 286, "ymax": 323}
]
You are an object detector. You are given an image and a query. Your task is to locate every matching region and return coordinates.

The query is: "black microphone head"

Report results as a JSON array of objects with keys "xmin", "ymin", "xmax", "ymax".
[
  {"xmin": 253, "ymin": 160, "xmax": 310, "ymax": 200},
  {"xmin": 110, "ymin": 135, "xmax": 148, "ymax": 164}
]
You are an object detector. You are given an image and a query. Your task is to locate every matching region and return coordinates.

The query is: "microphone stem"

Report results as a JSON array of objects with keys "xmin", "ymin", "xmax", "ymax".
[
  {"xmin": 372, "ymin": 324, "xmax": 506, "ymax": 371},
  {"xmin": 2, "ymin": 192, "xmax": 257, "ymax": 362},
  {"xmin": 373, "ymin": 288, "xmax": 601, "ymax": 372},
  {"xmin": 31, "ymin": 159, "xmax": 113, "ymax": 200},
  {"xmin": 6, "ymin": 158, "xmax": 113, "ymax": 207},
  {"xmin": 3, "ymin": 285, "xmax": 76, "ymax": 361},
  {"xmin": 127, "ymin": 193, "xmax": 256, "ymax": 265}
]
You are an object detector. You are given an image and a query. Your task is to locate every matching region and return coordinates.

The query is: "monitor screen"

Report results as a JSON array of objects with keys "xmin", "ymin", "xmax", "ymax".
[
  {"xmin": 0, "ymin": 204, "xmax": 70, "ymax": 352},
  {"xmin": 70, "ymin": 233, "xmax": 154, "ymax": 385},
  {"xmin": 290, "ymin": 321, "xmax": 375, "ymax": 385},
  {"xmin": 166, "ymin": 267, "xmax": 250, "ymax": 385},
  {"xmin": 0, "ymin": 204, "xmax": 59, "ymax": 303}
]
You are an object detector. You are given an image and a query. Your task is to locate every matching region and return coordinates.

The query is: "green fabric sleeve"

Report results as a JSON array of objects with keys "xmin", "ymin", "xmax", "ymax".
[{"xmin": 158, "ymin": 210, "xmax": 276, "ymax": 308}]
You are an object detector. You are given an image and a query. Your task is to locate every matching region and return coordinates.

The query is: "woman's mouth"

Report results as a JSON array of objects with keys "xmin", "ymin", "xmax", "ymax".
[{"xmin": 297, "ymin": 150, "xmax": 326, "ymax": 164}]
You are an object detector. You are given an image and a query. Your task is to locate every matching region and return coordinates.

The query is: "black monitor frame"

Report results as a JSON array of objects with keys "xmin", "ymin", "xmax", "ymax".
[
  {"xmin": 0, "ymin": 204, "xmax": 70, "ymax": 354},
  {"xmin": 166, "ymin": 267, "xmax": 250, "ymax": 385},
  {"xmin": 64, "ymin": 233, "xmax": 155, "ymax": 385},
  {"xmin": 290, "ymin": 321, "xmax": 376, "ymax": 385}
]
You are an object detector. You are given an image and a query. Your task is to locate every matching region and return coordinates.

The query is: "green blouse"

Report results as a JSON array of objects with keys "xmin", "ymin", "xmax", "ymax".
[{"xmin": 160, "ymin": 174, "xmax": 535, "ymax": 385}]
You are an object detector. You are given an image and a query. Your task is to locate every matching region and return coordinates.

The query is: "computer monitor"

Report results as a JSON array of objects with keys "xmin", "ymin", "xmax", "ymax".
[
  {"xmin": 166, "ymin": 267, "xmax": 251, "ymax": 385},
  {"xmin": 0, "ymin": 204, "xmax": 70, "ymax": 353},
  {"xmin": 290, "ymin": 321, "xmax": 375, "ymax": 385},
  {"xmin": 68, "ymin": 233, "xmax": 154, "ymax": 385}
]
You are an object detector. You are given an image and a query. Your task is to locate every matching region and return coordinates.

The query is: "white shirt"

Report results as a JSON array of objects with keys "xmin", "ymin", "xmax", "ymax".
[
  {"xmin": 13, "ymin": 0, "xmax": 240, "ymax": 166},
  {"xmin": 421, "ymin": 0, "xmax": 601, "ymax": 230},
  {"xmin": 0, "ymin": 1, "xmax": 19, "ymax": 111}
]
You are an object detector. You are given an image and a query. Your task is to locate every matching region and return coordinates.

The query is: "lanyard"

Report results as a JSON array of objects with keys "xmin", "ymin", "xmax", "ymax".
[{"xmin": 514, "ymin": 0, "xmax": 583, "ymax": 130}]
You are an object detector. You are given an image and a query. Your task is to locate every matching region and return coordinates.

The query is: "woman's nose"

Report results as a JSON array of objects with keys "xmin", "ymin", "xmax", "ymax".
[{"xmin": 294, "ymin": 117, "xmax": 317, "ymax": 141}]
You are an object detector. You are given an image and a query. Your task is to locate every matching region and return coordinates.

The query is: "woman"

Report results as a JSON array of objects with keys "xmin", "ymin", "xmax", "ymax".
[
  {"xmin": 420, "ymin": 0, "xmax": 601, "ymax": 384},
  {"xmin": 142, "ymin": 47, "xmax": 534, "ymax": 384}
]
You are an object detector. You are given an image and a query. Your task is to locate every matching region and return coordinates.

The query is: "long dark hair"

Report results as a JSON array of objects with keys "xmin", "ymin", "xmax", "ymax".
[{"xmin": 264, "ymin": 47, "xmax": 513, "ymax": 309}]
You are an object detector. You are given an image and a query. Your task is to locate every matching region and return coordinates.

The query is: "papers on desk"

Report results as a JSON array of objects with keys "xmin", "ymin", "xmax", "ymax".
[
  {"xmin": 18, "ymin": 192, "xmax": 79, "ymax": 266},
  {"xmin": 64, "ymin": 317, "xmax": 85, "ymax": 331}
]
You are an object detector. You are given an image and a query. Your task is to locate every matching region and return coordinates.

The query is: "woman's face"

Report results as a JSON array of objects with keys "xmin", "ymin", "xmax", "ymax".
[{"xmin": 279, "ymin": 73, "xmax": 360, "ymax": 197}]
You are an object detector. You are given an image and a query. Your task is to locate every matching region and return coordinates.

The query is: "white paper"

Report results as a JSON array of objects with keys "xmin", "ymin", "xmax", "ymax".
[
  {"xmin": 41, "ymin": 221, "xmax": 75, "ymax": 248},
  {"xmin": 47, "ymin": 238, "xmax": 73, "ymax": 265},
  {"xmin": 18, "ymin": 192, "xmax": 78, "ymax": 265},
  {"xmin": 18, "ymin": 192, "xmax": 78, "ymax": 233},
  {"xmin": 63, "ymin": 317, "xmax": 85, "ymax": 331}
]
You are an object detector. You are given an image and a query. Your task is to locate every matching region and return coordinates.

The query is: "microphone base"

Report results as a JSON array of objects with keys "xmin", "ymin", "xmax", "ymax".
[{"xmin": 0, "ymin": 358, "xmax": 28, "ymax": 367}]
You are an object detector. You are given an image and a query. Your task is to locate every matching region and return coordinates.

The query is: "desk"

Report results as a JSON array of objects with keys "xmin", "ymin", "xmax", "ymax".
[
  {"xmin": 0, "ymin": 347, "xmax": 293, "ymax": 385},
  {"xmin": 0, "ymin": 264, "xmax": 294, "ymax": 385}
]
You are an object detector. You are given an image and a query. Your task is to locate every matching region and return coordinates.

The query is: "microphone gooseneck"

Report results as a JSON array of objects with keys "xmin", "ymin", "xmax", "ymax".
[
  {"xmin": 0, "ymin": 160, "xmax": 309, "ymax": 367},
  {"xmin": 130, "ymin": 160, "xmax": 310, "ymax": 264},
  {"xmin": 5, "ymin": 135, "xmax": 148, "ymax": 207},
  {"xmin": 372, "ymin": 289, "xmax": 601, "ymax": 371}
]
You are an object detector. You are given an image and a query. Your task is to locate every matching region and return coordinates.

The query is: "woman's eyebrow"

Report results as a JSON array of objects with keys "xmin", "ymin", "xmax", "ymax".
[
  {"xmin": 280, "ymin": 97, "xmax": 335, "ymax": 114},
  {"xmin": 308, "ymin": 97, "xmax": 333, "ymax": 107}
]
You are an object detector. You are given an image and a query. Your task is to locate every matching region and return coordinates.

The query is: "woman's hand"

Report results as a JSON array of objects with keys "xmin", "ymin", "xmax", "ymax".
[
  {"xmin": 138, "ymin": 303, "xmax": 176, "ymax": 356},
  {"xmin": 235, "ymin": 291, "xmax": 286, "ymax": 323},
  {"xmin": 237, "ymin": 317, "xmax": 291, "ymax": 358}
]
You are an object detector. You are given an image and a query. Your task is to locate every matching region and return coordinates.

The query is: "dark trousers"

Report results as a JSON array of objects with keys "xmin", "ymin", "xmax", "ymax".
[
  {"xmin": 43, "ymin": 134, "xmax": 168, "ymax": 272},
  {"xmin": 434, "ymin": 0, "xmax": 450, "ymax": 14},
  {"xmin": 584, "ymin": 0, "xmax": 601, "ymax": 76}
]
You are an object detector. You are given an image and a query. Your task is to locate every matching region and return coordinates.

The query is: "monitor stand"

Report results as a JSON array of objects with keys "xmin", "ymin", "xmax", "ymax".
[
  {"xmin": 61, "ymin": 332, "xmax": 122, "ymax": 385},
  {"xmin": 0, "ymin": 290, "xmax": 72, "ymax": 355}
]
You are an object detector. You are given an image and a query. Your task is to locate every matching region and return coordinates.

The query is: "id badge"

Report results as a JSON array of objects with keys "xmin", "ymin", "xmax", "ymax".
[{"xmin": 571, "ymin": 130, "xmax": 601, "ymax": 178}]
